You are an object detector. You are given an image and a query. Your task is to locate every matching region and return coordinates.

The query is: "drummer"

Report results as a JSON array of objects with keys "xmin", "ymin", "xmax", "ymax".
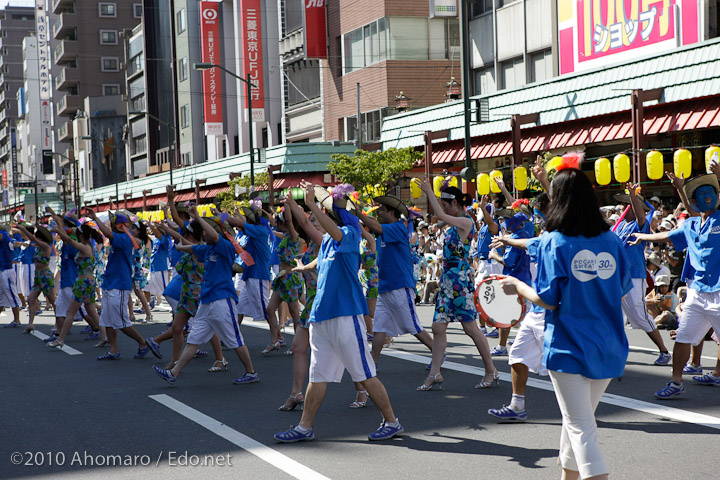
[
  {"xmin": 488, "ymin": 212, "xmax": 532, "ymax": 357},
  {"xmin": 354, "ymin": 195, "xmax": 434, "ymax": 365}
]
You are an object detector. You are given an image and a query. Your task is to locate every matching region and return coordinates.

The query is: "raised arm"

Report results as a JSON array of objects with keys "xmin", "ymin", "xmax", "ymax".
[
  {"xmin": 478, "ymin": 195, "xmax": 499, "ymax": 235},
  {"xmin": 494, "ymin": 175, "xmax": 516, "ymax": 205},
  {"xmin": 627, "ymin": 182, "xmax": 648, "ymax": 228},
  {"xmin": 355, "ymin": 208, "xmax": 383, "ymax": 235},
  {"xmin": 629, "ymin": 231, "xmax": 671, "ymax": 246},
  {"xmin": 161, "ymin": 222, "xmax": 196, "ymax": 245},
  {"xmin": 666, "ymin": 172, "xmax": 699, "ymax": 217},
  {"xmin": 531, "ymin": 155, "xmax": 551, "ymax": 198},
  {"xmin": 84, "ymin": 208, "xmax": 113, "ymax": 241},
  {"xmin": 419, "ymin": 178, "xmax": 473, "ymax": 234},
  {"xmin": 52, "ymin": 224, "xmax": 91, "ymax": 256},
  {"xmin": 361, "ymin": 228, "xmax": 376, "ymax": 252},
  {"xmin": 283, "ymin": 194, "xmax": 324, "ymax": 245},
  {"xmin": 281, "ymin": 202, "xmax": 299, "ymax": 242},
  {"xmin": 302, "ymin": 181, "xmax": 343, "ymax": 242},
  {"xmin": 188, "ymin": 206, "xmax": 219, "ymax": 244},
  {"xmin": 166, "ymin": 185, "xmax": 183, "ymax": 226},
  {"xmin": 16, "ymin": 225, "xmax": 52, "ymax": 256}
]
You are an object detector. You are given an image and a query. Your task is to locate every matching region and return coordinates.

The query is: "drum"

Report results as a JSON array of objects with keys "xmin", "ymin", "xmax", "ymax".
[{"xmin": 473, "ymin": 274, "xmax": 526, "ymax": 328}]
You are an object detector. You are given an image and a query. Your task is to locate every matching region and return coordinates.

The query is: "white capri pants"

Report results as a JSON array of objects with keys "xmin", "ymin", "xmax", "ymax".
[
  {"xmin": 373, "ymin": 287, "xmax": 423, "ymax": 337},
  {"xmin": 508, "ymin": 310, "xmax": 547, "ymax": 376},
  {"xmin": 621, "ymin": 278, "xmax": 657, "ymax": 333},
  {"xmin": 309, "ymin": 315, "xmax": 376, "ymax": 383},
  {"xmin": 549, "ymin": 371, "xmax": 612, "ymax": 479},
  {"xmin": 675, "ymin": 288, "xmax": 720, "ymax": 345}
]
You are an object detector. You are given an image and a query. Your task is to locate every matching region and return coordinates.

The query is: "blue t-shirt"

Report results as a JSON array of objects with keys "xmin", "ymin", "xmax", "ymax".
[
  {"xmin": 377, "ymin": 221, "xmax": 415, "ymax": 293},
  {"xmin": 535, "ymin": 230, "xmax": 632, "ymax": 379},
  {"xmin": 59, "ymin": 243, "xmax": 79, "ymax": 289},
  {"xmin": 525, "ymin": 236, "xmax": 544, "ymax": 314},
  {"xmin": 21, "ymin": 245, "xmax": 35, "ymax": 265},
  {"xmin": 0, "ymin": 231, "xmax": 14, "ymax": 270},
  {"xmin": 310, "ymin": 227, "xmax": 369, "ymax": 322},
  {"xmin": 193, "ymin": 237, "xmax": 238, "ymax": 303},
  {"xmin": 150, "ymin": 235, "xmax": 170, "ymax": 272},
  {"xmin": 12, "ymin": 234, "xmax": 23, "ymax": 262},
  {"xmin": 241, "ymin": 223, "xmax": 272, "ymax": 281},
  {"xmin": 269, "ymin": 233, "xmax": 281, "ymax": 266},
  {"xmin": 163, "ymin": 272, "xmax": 183, "ymax": 300},
  {"xmin": 502, "ymin": 230, "xmax": 532, "ymax": 286},
  {"xmin": 475, "ymin": 224, "xmax": 493, "ymax": 260},
  {"xmin": 102, "ymin": 233, "xmax": 133, "ymax": 290},
  {"xmin": 614, "ymin": 209, "xmax": 654, "ymax": 279},
  {"xmin": 668, "ymin": 210, "xmax": 720, "ymax": 292}
]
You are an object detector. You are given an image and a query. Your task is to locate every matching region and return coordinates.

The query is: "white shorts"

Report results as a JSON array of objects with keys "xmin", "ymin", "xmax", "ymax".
[
  {"xmin": 145, "ymin": 270, "xmax": 169, "ymax": 296},
  {"xmin": 49, "ymin": 256, "xmax": 58, "ymax": 274},
  {"xmin": 236, "ymin": 278, "xmax": 270, "ymax": 320},
  {"xmin": 233, "ymin": 273, "xmax": 245, "ymax": 294},
  {"xmin": 621, "ymin": 278, "xmax": 657, "ymax": 333},
  {"xmin": 187, "ymin": 298, "xmax": 245, "ymax": 348},
  {"xmin": 373, "ymin": 288, "xmax": 423, "ymax": 337},
  {"xmin": 474, "ymin": 260, "xmax": 502, "ymax": 286},
  {"xmin": 675, "ymin": 288, "xmax": 720, "ymax": 345},
  {"xmin": 55, "ymin": 287, "xmax": 85, "ymax": 320},
  {"xmin": 19, "ymin": 263, "xmax": 35, "ymax": 297},
  {"xmin": 0, "ymin": 268, "xmax": 20, "ymax": 308},
  {"xmin": 309, "ymin": 315, "xmax": 377, "ymax": 383},
  {"xmin": 99, "ymin": 289, "xmax": 131, "ymax": 329},
  {"xmin": 508, "ymin": 310, "xmax": 547, "ymax": 376}
]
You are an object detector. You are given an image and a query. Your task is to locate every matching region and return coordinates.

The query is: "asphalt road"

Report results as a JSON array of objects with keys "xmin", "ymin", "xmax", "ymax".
[{"xmin": 1, "ymin": 304, "xmax": 718, "ymax": 480}]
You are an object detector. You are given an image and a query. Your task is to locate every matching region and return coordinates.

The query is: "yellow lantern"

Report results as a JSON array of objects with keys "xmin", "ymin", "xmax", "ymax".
[
  {"xmin": 673, "ymin": 149, "xmax": 692, "ymax": 179},
  {"xmin": 546, "ymin": 156, "xmax": 563, "ymax": 172},
  {"xmin": 706, "ymin": 145, "xmax": 720, "ymax": 173},
  {"xmin": 410, "ymin": 178, "xmax": 421, "ymax": 199},
  {"xmin": 613, "ymin": 153, "xmax": 630, "ymax": 183},
  {"xmin": 646, "ymin": 150, "xmax": 664, "ymax": 180},
  {"xmin": 594, "ymin": 157, "xmax": 611, "ymax": 186},
  {"xmin": 432, "ymin": 176, "xmax": 444, "ymax": 197},
  {"xmin": 513, "ymin": 166, "xmax": 528, "ymax": 191},
  {"xmin": 490, "ymin": 170, "xmax": 503, "ymax": 194},
  {"xmin": 477, "ymin": 173, "xmax": 490, "ymax": 195},
  {"xmin": 445, "ymin": 175, "xmax": 458, "ymax": 189}
]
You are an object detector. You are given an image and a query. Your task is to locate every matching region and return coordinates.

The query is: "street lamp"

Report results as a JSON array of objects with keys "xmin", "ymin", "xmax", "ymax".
[
  {"xmin": 129, "ymin": 110, "xmax": 176, "ymax": 185},
  {"xmin": 193, "ymin": 62, "xmax": 257, "ymax": 188}
]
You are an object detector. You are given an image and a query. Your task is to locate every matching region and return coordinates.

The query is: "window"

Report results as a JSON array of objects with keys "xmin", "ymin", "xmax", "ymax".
[
  {"xmin": 101, "ymin": 57, "xmax": 119, "ymax": 72},
  {"xmin": 345, "ymin": 108, "xmax": 387, "ymax": 143},
  {"xmin": 177, "ymin": 9, "xmax": 186, "ymax": 34},
  {"xmin": 98, "ymin": 3, "xmax": 117, "ymax": 17},
  {"xmin": 473, "ymin": 65, "xmax": 496, "ymax": 95},
  {"xmin": 133, "ymin": 3, "xmax": 143, "ymax": 18},
  {"xmin": 429, "ymin": 18, "xmax": 460, "ymax": 60},
  {"xmin": 529, "ymin": 49, "xmax": 552, "ymax": 83},
  {"xmin": 179, "ymin": 57, "xmax": 188, "ymax": 81},
  {"xmin": 500, "ymin": 57, "xmax": 524, "ymax": 89},
  {"xmin": 180, "ymin": 104, "xmax": 190, "ymax": 128},
  {"xmin": 100, "ymin": 30, "xmax": 117, "ymax": 45},
  {"xmin": 470, "ymin": 0, "xmax": 493, "ymax": 17},
  {"xmin": 342, "ymin": 18, "xmax": 388, "ymax": 74},
  {"xmin": 181, "ymin": 152, "xmax": 191, "ymax": 166},
  {"xmin": 103, "ymin": 84, "xmax": 120, "ymax": 95},
  {"xmin": 388, "ymin": 17, "xmax": 428, "ymax": 60},
  {"xmin": 498, "ymin": 0, "xmax": 519, "ymax": 7}
]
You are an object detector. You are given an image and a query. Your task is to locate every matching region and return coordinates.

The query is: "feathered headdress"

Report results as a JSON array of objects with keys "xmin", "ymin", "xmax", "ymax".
[
  {"xmin": 332, "ymin": 183, "xmax": 355, "ymax": 200},
  {"xmin": 555, "ymin": 152, "xmax": 585, "ymax": 172}
]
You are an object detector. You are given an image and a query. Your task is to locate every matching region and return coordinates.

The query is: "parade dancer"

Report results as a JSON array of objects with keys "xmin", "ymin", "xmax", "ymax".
[
  {"xmin": 18, "ymin": 228, "xmax": 35, "ymax": 311},
  {"xmin": 86, "ymin": 209, "xmax": 160, "ymax": 361},
  {"xmin": 631, "ymin": 174, "xmax": 720, "ymax": 399},
  {"xmin": 0, "ymin": 224, "xmax": 22, "ymax": 328},
  {"xmin": 16, "ymin": 224, "xmax": 55, "ymax": 333},
  {"xmin": 146, "ymin": 223, "xmax": 171, "ymax": 310},
  {"xmin": 274, "ymin": 182, "xmax": 403, "ymax": 442},
  {"xmin": 152, "ymin": 207, "xmax": 258, "ymax": 385},
  {"xmin": 500, "ymin": 159, "xmax": 631, "ymax": 480},
  {"xmin": 129, "ymin": 221, "xmax": 152, "ymax": 322},
  {"xmin": 417, "ymin": 181, "xmax": 498, "ymax": 391}
]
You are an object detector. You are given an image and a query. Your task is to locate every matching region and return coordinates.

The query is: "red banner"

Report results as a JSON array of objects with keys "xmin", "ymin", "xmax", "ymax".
[
  {"xmin": 2, "ymin": 169, "xmax": 7, "ymax": 189},
  {"xmin": 200, "ymin": 1, "xmax": 223, "ymax": 136},
  {"xmin": 241, "ymin": 0, "xmax": 265, "ymax": 122},
  {"xmin": 304, "ymin": 0, "xmax": 327, "ymax": 59}
]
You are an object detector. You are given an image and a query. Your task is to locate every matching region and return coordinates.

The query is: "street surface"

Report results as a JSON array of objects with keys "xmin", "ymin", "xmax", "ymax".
[{"xmin": 1, "ymin": 305, "xmax": 718, "ymax": 479}]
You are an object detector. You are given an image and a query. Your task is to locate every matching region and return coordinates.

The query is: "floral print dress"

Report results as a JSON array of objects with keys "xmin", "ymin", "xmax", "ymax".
[
  {"xmin": 73, "ymin": 253, "xmax": 97, "ymax": 303},
  {"xmin": 32, "ymin": 247, "xmax": 54, "ymax": 296},
  {"xmin": 271, "ymin": 236, "xmax": 303, "ymax": 303},
  {"xmin": 359, "ymin": 239, "xmax": 378, "ymax": 300},
  {"xmin": 132, "ymin": 244, "xmax": 150, "ymax": 290},
  {"xmin": 434, "ymin": 218, "xmax": 477, "ymax": 323},
  {"xmin": 298, "ymin": 241, "xmax": 318, "ymax": 328},
  {"xmin": 176, "ymin": 253, "xmax": 203, "ymax": 317}
]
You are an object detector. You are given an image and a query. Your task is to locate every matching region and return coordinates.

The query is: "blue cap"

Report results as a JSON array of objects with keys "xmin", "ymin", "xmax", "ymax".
[{"xmin": 502, "ymin": 213, "xmax": 528, "ymax": 232}]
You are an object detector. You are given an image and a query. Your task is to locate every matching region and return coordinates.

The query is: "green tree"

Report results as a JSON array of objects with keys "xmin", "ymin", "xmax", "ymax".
[
  {"xmin": 328, "ymin": 147, "xmax": 421, "ymax": 200},
  {"xmin": 214, "ymin": 172, "xmax": 269, "ymax": 212}
]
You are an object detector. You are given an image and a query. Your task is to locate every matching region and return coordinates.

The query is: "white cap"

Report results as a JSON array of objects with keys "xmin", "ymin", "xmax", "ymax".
[
  {"xmin": 609, "ymin": 214, "xmax": 620, "ymax": 222},
  {"xmin": 659, "ymin": 220, "xmax": 674, "ymax": 231},
  {"xmin": 650, "ymin": 196, "xmax": 661, "ymax": 203},
  {"xmin": 655, "ymin": 275, "xmax": 670, "ymax": 286}
]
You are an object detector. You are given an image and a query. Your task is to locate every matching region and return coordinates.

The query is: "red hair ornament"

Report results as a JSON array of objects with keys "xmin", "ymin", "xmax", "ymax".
[{"xmin": 555, "ymin": 152, "xmax": 585, "ymax": 172}]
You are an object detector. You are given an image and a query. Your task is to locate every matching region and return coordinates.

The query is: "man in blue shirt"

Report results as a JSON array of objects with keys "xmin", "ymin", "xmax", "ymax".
[
  {"xmin": 153, "ymin": 207, "xmax": 258, "ymax": 385},
  {"xmin": 614, "ymin": 185, "xmax": 671, "ymax": 365},
  {"xmin": 274, "ymin": 184, "xmax": 403, "ymax": 443},
  {"xmin": 356, "ymin": 195, "xmax": 434, "ymax": 364},
  {"xmin": 632, "ymin": 174, "xmax": 720, "ymax": 398},
  {"xmin": 0, "ymin": 225, "xmax": 22, "ymax": 327},
  {"xmin": 18, "ymin": 231, "xmax": 35, "ymax": 309},
  {"xmin": 86, "ymin": 209, "xmax": 159, "ymax": 361},
  {"xmin": 146, "ymin": 224, "xmax": 170, "ymax": 309}
]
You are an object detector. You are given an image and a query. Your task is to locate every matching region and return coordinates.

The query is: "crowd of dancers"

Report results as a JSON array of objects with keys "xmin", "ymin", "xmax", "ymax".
[{"xmin": 3, "ymin": 156, "xmax": 720, "ymax": 479}]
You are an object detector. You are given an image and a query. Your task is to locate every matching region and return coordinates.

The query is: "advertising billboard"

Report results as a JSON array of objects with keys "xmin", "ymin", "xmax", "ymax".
[{"xmin": 200, "ymin": 1, "xmax": 224, "ymax": 136}]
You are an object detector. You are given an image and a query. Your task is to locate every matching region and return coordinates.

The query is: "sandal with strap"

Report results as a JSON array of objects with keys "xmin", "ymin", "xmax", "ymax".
[
  {"xmin": 207, "ymin": 359, "xmax": 228, "ymax": 372},
  {"xmin": 261, "ymin": 341, "xmax": 283, "ymax": 355},
  {"xmin": 475, "ymin": 370, "xmax": 500, "ymax": 389},
  {"xmin": 47, "ymin": 339, "xmax": 64, "ymax": 350},
  {"xmin": 350, "ymin": 390, "xmax": 369, "ymax": 408},
  {"xmin": 417, "ymin": 373, "xmax": 444, "ymax": 391},
  {"xmin": 279, "ymin": 392, "xmax": 304, "ymax": 411},
  {"xmin": 94, "ymin": 338, "xmax": 109, "ymax": 348},
  {"xmin": 23, "ymin": 326, "xmax": 35, "ymax": 334}
]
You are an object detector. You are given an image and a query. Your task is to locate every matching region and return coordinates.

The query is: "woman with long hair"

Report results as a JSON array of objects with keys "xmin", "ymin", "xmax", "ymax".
[
  {"xmin": 17, "ymin": 224, "xmax": 56, "ymax": 333},
  {"xmin": 129, "ymin": 221, "xmax": 152, "ymax": 323},
  {"xmin": 417, "ymin": 181, "xmax": 498, "ymax": 391},
  {"xmin": 499, "ymin": 160, "xmax": 632, "ymax": 480}
]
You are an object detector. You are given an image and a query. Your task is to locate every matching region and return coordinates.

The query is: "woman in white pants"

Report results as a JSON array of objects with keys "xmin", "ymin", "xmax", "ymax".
[{"xmin": 500, "ymin": 157, "xmax": 632, "ymax": 480}]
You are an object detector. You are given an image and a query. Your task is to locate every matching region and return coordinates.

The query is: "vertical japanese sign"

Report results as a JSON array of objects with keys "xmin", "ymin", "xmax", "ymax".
[
  {"xmin": 558, "ymin": 0, "xmax": 700, "ymax": 75},
  {"xmin": 303, "ymin": 0, "xmax": 327, "ymax": 59},
  {"xmin": 200, "ymin": 2, "xmax": 223, "ymax": 136},
  {"xmin": 10, "ymin": 129, "xmax": 17, "ymax": 188},
  {"xmin": 241, "ymin": 0, "xmax": 265, "ymax": 122},
  {"xmin": 36, "ymin": 2, "xmax": 53, "ymax": 168}
]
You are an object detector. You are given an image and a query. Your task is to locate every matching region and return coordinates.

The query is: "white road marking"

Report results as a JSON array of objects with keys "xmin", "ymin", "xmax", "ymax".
[
  {"xmin": 244, "ymin": 321, "xmax": 720, "ymax": 431},
  {"xmin": 628, "ymin": 344, "xmax": 718, "ymax": 362},
  {"xmin": 150, "ymin": 394, "xmax": 331, "ymax": 480},
  {"xmin": 30, "ymin": 330, "xmax": 83, "ymax": 355}
]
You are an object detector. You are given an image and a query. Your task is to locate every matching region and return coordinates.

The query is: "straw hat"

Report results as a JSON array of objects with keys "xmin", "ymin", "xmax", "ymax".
[
  {"xmin": 35, "ymin": 225, "xmax": 53, "ymax": 243},
  {"xmin": 373, "ymin": 195, "xmax": 409, "ymax": 219},
  {"xmin": 314, "ymin": 186, "xmax": 356, "ymax": 221},
  {"xmin": 612, "ymin": 192, "xmax": 651, "ymax": 211},
  {"xmin": 682, "ymin": 174, "xmax": 719, "ymax": 211}
]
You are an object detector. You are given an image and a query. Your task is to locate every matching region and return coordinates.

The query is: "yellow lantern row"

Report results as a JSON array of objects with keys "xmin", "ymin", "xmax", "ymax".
[{"xmin": 707, "ymin": 145, "xmax": 720, "ymax": 173}]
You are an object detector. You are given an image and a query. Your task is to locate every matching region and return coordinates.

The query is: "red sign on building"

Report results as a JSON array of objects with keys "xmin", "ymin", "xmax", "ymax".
[
  {"xmin": 200, "ymin": 1, "xmax": 223, "ymax": 136},
  {"xmin": 241, "ymin": 0, "xmax": 265, "ymax": 122},
  {"xmin": 2, "ymin": 169, "xmax": 7, "ymax": 189},
  {"xmin": 304, "ymin": 0, "xmax": 327, "ymax": 59}
]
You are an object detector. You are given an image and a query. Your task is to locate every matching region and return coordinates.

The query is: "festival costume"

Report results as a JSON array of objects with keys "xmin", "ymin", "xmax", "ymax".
[
  {"xmin": 176, "ymin": 252, "xmax": 203, "ymax": 317},
  {"xmin": 298, "ymin": 241, "xmax": 319, "ymax": 328},
  {"xmin": 237, "ymin": 222, "xmax": 272, "ymax": 320},
  {"xmin": 271, "ymin": 236, "xmax": 302, "ymax": 303},
  {"xmin": 32, "ymin": 248, "xmax": 54, "ymax": 296},
  {"xmin": 132, "ymin": 244, "xmax": 149, "ymax": 290},
  {"xmin": 0, "ymin": 230, "xmax": 20, "ymax": 308},
  {"xmin": 434, "ymin": 218, "xmax": 476, "ymax": 323},
  {"xmin": 72, "ymin": 254, "xmax": 97, "ymax": 304},
  {"xmin": 359, "ymin": 239, "xmax": 378, "ymax": 299},
  {"xmin": 99, "ymin": 232, "xmax": 134, "ymax": 330}
]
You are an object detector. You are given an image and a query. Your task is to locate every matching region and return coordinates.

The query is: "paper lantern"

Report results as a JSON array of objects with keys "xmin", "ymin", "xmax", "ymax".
[
  {"xmin": 613, "ymin": 153, "xmax": 630, "ymax": 183},
  {"xmin": 673, "ymin": 149, "xmax": 692, "ymax": 179},
  {"xmin": 546, "ymin": 156, "xmax": 563, "ymax": 172},
  {"xmin": 410, "ymin": 178, "xmax": 421, "ymax": 199},
  {"xmin": 490, "ymin": 170, "xmax": 503, "ymax": 194},
  {"xmin": 432, "ymin": 176, "xmax": 444, "ymax": 197},
  {"xmin": 445, "ymin": 175, "xmax": 458, "ymax": 189},
  {"xmin": 706, "ymin": 145, "xmax": 720, "ymax": 173},
  {"xmin": 513, "ymin": 166, "xmax": 528, "ymax": 191},
  {"xmin": 646, "ymin": 150, "xmax": 664, "ymax": 180},
  {"xmin": 477, "ymin": 173, "xmax": 490, "ymax": 195},
  {"xmin": 594, "ymin": 157, "xmax": 611, "ymax": 186}
]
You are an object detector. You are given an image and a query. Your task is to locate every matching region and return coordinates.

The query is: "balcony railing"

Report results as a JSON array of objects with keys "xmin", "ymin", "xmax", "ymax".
[
  {"xmin": 56, "ymin": 92, "xmax": 81, "ymax": 116},
  {"xmin": 54, "ymin": 39, "xmax": 78, "ymax": 64},
  {"xmin": 54, "ymin": 65, "xmax": 79, "ymax": 91},
  {"xmin": 52, "ymin": 12, "xmax": 76, "ymax": 40},
  {"xmin": 52, "ymin": 0, "xmax": 74, "ymax": 15},
  {"xmin": 57, "ymin": 121, "xmax": 73, "ymax": 142}
]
